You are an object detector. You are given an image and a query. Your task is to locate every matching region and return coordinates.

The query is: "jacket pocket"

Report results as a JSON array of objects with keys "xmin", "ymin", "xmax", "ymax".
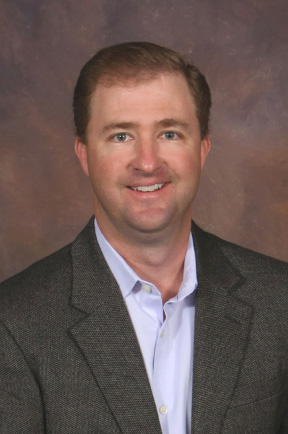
[
  {"xmin": 228, "ymin": 371, "xmax": 284, "ymax": 409},
  {"xmin": 223, "ymin": 372, "xmax": 286, "ymax": 433}
]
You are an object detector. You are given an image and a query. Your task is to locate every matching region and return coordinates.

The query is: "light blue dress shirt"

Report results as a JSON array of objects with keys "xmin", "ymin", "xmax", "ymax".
[{"xmin": 94, "ymin": 219, "xmax": 198, "ymax": 434}]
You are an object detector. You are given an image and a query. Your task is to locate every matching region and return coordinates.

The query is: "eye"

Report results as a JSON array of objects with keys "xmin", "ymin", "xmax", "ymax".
[
  {"xmin": 113, "ymin": 133, "xmax": 131, "ymax": 142},
  {"xmin": 162, "ymin": 131, "xmax": 179, "ymax": 140}
]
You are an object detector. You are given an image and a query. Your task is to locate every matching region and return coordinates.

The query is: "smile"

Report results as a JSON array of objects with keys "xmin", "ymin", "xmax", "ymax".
[{"xmin": 130, "ymin": 183, "xmax": 165, "ymax": 192}]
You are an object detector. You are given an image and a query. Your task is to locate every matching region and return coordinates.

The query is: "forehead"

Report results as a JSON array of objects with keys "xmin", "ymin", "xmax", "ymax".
[{"xmin": 89, "ymin": 73, "xmax": 197, "ymax": 124}]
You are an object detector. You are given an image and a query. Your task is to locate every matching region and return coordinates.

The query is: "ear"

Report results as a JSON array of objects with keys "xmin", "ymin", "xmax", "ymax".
[
  {"xmin": 75, "ymin": 138, "xmax": 89, "ymax": 176},
  {"xmin": 200, "ymin": 136, "xmax": 210, "ymax": 170}
]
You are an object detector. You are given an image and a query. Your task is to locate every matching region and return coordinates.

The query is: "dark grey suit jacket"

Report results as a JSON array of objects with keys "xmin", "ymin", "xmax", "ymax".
[{"xmin": 0, "ymin": 218, "xmax": 287, "ymax": 433}]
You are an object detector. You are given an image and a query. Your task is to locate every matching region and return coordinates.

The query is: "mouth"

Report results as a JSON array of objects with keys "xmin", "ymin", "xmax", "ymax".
[{"xmin": 129, "ymin": 183, "xmax": 165, "ymax": 192}]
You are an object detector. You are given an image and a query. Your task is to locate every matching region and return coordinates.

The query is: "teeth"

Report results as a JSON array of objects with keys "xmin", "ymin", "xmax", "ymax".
[{"xmin": 131, "ymin": 183, "xmax": 164, "ymax": 192}]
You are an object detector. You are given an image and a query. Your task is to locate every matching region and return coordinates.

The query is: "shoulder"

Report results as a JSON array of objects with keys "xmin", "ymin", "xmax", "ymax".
[
  {"xmin": 0, "ymin": 218, "xmax": 100, "ymax": 354},
  {"xmin": 192, "ymin": 222, "xmax": 288, "ymax": 333},
  {"xmin": 192, "ymin": 221, "xmax": 288, "ymax": 278},
  {"xmin": 0, "ymin": 243, "xmax": 73, "ymax": 316},
  {"xmin": 0, "ymin": 217, "xmax": 100, "ymax": 325},
  {"xmin": 0, "ymin": 217, "xmax": 96, "ymax": 309},
  {"xmin": 192, "ymin": 221, "xmax": 288, "ymax": 313}
]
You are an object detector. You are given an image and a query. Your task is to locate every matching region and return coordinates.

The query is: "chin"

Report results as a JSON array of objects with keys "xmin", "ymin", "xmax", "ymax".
[{"xmin": 126, "ymin": 214, "xmax": 177, "ymax": 236}]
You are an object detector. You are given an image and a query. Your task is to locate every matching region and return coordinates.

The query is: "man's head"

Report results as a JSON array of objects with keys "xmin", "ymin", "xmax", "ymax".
[
  {"xmin": 73, "ymin": 42, "xmax": 211, "ymax": 142},
  {"xmin": 74, "ymin": 42, "xmax": 211, "ymax": 244}
]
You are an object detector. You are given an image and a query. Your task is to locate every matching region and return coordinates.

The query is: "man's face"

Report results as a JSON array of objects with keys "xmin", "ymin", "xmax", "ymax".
[{"xmin": 75, "ymin": 72, "xmax": 210, "ymax": 241}]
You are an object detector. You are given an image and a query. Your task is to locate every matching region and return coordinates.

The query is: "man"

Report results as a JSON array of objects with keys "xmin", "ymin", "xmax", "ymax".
[{"xmin": 0, "ymin": 42, "xmax": 287, "ymax": 433}]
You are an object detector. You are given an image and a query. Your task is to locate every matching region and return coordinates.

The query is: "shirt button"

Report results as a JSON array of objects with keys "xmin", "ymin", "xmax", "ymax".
[
  {"xmin": 159, "ymin": 405, "xmax": 168, "ymax": 415},
  {"xmin": 160, "ymin": 329, "xmax": 165, "ymax": 337},
  {"xmin": 142, "ymin": 284, "xmax": 152, "ymax": 293}
]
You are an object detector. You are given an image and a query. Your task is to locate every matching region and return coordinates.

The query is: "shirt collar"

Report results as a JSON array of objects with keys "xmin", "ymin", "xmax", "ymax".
[{"xmin": 94, "ymin": 219, "xmax": 198, "ymax": 300}]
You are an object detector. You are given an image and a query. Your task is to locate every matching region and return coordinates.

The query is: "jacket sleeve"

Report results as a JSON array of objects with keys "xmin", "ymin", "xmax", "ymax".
[{"xmin": 0, "ymin": 321, "xmax": 45, "ymax": 433}]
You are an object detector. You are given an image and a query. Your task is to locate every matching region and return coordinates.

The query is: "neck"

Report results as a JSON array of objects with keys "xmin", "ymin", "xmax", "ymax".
[{"xmin": 97, "ymin": 219, "xmax": 191, "ymax": 304}]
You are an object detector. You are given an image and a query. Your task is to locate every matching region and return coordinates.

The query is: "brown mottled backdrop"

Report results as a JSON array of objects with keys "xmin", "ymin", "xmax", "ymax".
[{"xmin": 0, "ymin": 0, "xmax": 287, "ymax": 281}]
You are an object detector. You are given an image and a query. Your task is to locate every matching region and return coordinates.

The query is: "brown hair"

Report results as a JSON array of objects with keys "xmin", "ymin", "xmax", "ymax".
[{"xmin": 73, "ymin": 42, "xmax": 211, "ymax": 141}]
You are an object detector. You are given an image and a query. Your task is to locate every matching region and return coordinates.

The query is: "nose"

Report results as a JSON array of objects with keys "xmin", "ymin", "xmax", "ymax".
[{"xmin": 131, "ymin": 137, "xmax": 163, "ymax": 174}]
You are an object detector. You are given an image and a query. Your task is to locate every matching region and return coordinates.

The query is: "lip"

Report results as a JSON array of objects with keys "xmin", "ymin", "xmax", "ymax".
[
  {"xmin": 127, "ymin": 180, "xmax": 169, "ymax": 188},
  {"xmin": 126, "ymin": 182, "xmax": 170, "ymax": 194},
  {"xmin": 130, "ymin": 183, "xmax": 164, "ymax": 192}
]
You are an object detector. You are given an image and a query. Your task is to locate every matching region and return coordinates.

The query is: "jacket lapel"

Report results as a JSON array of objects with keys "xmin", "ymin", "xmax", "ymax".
[
  {"xmin": 191, "ymin": 224, "xmax": 253, "ymax": 434},
  {"xmin": 68, "ymin": 219, "xmax": 162, "ymax": 433}
]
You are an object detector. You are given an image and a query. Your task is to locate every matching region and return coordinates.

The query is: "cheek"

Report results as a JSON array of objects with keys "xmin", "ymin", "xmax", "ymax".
[
  {"xmin": 86, "ymin": 155, "xmax": 107, "ymax": 189},
  {"xmin": 87, "ymin": 149, "xmax": 108, "ymax": 172},
  {"xmin": 167, "ymin": 149, "xmax": 201, "ymax": 176},
  {"xmin": 88, "ymin": 153, "xmax": 127, "ymax": 189}
]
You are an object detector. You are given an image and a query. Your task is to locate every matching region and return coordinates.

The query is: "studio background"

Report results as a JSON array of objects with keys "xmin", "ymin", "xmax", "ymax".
[{"xmin": 1, "ymin": 0, "xmax": 287, "ymax": 282}]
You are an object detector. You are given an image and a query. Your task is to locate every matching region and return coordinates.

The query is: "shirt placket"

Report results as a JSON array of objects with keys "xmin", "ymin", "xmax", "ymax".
[{"xmin": 151, "ymin": 301, "xmax": 178, "ymax": 434}]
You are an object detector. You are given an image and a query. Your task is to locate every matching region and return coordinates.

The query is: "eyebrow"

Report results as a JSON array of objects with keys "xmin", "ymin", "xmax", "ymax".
[
  {"xmin": 101, "ymin": 118, "xmax": 191, "ymax": 134},
  {"xmin": 101, "ymin": 122, "xmax": 136, "ymax": 133},
  {"xmin": 157, "ymin": 118, "xmax": 190, "ymax": 130}
]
